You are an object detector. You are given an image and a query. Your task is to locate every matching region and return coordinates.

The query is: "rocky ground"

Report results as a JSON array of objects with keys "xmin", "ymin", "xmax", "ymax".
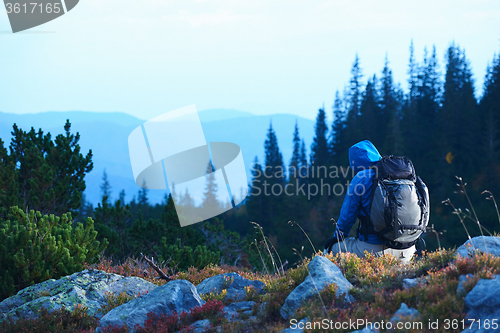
[{"xmin": 1, "ymin": 236, "xmax": 499, "ymax": 333}]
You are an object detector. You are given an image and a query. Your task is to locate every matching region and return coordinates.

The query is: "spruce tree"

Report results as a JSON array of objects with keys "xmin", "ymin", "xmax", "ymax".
[
  {"xmin": 202, "ymin": 161, "xmax": 220, "ymax": 209},
  {"xmin": 289, "ymin": 121, "xmax": 302, "ymax": 178},
  {"xmin": 310, "ymin": 107, "xmax": 329, "ymax": 168},
  {"xmin": 264, "ymin": 122, "xmax": 285, "ymax": 185},
  {"xmin": 330, "ymin": 90, "xmax": 347, "ymax": 162},
  {"xmin": 299, "ymin": 139, "xmax": 308, "ymax": 180},
  {"xmin": 440, "ymin": 44, "xmax": 479, "ymax": 187},
  {"xmin": 380, "ymin": 56, "xmax": 403, "ymax": 154},
  {"xmin": 359, "ymin": 75, "xmax": 381, "ymax": 146},
  {"xmin": 480, "ymin": 53, "xmax": 500, "ymax": 173},
  {"xmin": 345, "ymin": 55, "xmax": 364, "ymax": 146},
  {"xmin": 138, "ymin": 180, "xmax": 149, "ymax": 206},
  {"xmin": 100, "ymin": 169, "xmax": 112, "ymax": 202}
]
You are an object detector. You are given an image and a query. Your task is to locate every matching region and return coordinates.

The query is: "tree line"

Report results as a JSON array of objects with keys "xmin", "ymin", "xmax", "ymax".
[
  {"xmin": 239, "ymin": 42, "xmax": 500, "ymax": 261},
  {"xmin": 1, "ymin": 41, "xmax": 499, "ymax": 270}
]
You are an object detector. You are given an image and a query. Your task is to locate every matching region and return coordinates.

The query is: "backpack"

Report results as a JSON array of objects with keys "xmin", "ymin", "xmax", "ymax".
[{"xmin": 358, "ymin": 155, "xmax": 430, "ymax": 249}]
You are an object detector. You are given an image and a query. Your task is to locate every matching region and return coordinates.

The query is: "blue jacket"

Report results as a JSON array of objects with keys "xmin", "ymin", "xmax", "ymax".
[{"xmin": 333, "ymin": 140, "xmax": 383, "ymax": 244}]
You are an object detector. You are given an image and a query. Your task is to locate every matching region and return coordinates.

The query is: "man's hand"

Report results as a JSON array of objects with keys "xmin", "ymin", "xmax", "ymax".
[{"xmin": 324, "ymin": 230, "xmax": 345, "ymax": 253}]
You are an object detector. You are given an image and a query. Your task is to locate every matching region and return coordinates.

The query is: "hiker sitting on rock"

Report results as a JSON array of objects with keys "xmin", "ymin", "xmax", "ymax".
[{"xmin": 324, "ymin": 140, "xmax": 430, "ymax": 264}]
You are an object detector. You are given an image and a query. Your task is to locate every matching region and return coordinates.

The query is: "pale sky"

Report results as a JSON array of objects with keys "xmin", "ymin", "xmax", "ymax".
[{"xmin": 1, "ymin": 0, "xmax": 499, "ymax": 120}]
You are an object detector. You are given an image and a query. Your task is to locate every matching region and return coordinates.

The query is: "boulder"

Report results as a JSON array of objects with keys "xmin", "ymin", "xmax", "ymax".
[
  {"xmin": 402, "ymin": 278, "xmax": 419, "ymax": 290},
  {"xmin": 0, "ymin": 269, "xmax": 156, "ymax": 322},
  {"xmin": 462, "ymin": 275, "xmax": 500, "ymax": 333},
  {"xmin": 457, "ymin": 274, "xmax": 474, "ymax": 295},
  {"xmin": 224, "ymin": 301, "xmax": 255, "ymax": 321},
  {"xmin": 457, "ymin": 236, "xmax": 500, "ymax": 258},
  {"xmin": 196, "ymin": 272, "xmax": 265, "ymax": 301},
  {"xmin": 390, "ymin": 302, "xmax": 420, "ymax": 323},
  {"xmin": 96, "ymin": 279, "xmax": 204, "ymax": 333},
  {"xmin": 280, "ymin": 255, "xmax": 353, "ymax": 320},
  {"xmin": 189, "ymin": 319, "xmax": 212, "ymax": 333}
]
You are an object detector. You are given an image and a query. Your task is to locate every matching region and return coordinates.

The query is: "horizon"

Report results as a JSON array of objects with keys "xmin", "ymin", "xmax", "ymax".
[{"xmin": 1, "ymin": 0, "xmax": 499, "ymax": 121}]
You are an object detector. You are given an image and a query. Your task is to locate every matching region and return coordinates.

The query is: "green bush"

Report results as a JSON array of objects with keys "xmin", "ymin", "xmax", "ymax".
[
  {"xmin": 0, "ymin": 206, "xmax": 108, "ymax": 301},
  {"xmin": 158, "ymin": 238, "xmax": 220, "ymax": 271}
]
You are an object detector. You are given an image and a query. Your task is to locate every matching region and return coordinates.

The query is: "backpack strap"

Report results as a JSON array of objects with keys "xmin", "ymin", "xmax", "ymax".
[{"xmin": 357, "ymin": 178, "xmax": 378, "ymax": 240}]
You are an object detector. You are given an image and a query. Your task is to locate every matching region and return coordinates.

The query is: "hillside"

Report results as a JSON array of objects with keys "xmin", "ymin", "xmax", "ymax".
[{"xmin": 1, "ymin": 236, "xmax": 499, "ymax": 333}]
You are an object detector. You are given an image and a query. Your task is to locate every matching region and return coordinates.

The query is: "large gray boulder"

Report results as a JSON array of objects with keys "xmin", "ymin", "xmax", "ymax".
[
  {"xmin": 457, "ymin": 236, "xmax": 500, "ymax": 258},
  {"xmin": 462, "ymin": 275, "xmax": 500, "ymax": 333},
  {"xmin": 0, "ymin": 269, "xmax": 156, "ymax": 322},
  {"xmin": 280, "ymin": 255, "xmax": 353, "ymax": 320},
  {"xmin": 196, "ymin": 272, "xmax": 265, "ymax": 301},
  {"xmin": 96, "ymin": 279, "xmax": 204, "ymax": 333}
]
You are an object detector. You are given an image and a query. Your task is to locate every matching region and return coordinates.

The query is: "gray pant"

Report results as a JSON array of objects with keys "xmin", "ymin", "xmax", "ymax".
[{"xmin": 324, "ymin": 237, "xmax": 416, "ymax": 264}]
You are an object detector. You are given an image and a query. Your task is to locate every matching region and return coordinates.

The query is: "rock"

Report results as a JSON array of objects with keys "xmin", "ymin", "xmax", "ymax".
[
  {"xmin": 280, "ymin": 317, "xmax": 309, "ymax": 333},
  {"xmin": 402, "ymin": 278, "xmax": 419, "ymax": 290},
  {"xmin": 189, "ymin": 319, "xmax": 212, "ymax": 333},
  {"xmin": 457, "ymin": 274, "xmax": 474, "ymax": 294},
  {"xmin": 259, "ymin": 302, "xmax": 267, "ymax": 312},
  {"xmin": 0, "ymin": 269, "xmax": 156, "ymax": 322},
  {"xmin": 390, "ymin": 302, "xmax": 420, "ymax": 323},
  {"xmin": 224, "ymin": 301, "xmax": 255, "ymax": 321},
  {"xmin": 457, "ymin": 236, "xmax": 500, "ymax": 258},
  {"xmin": 280, "ymin": 255, "xmax": 353, "ymax": 320},
  {"xmin": 196, "ymin": 272, "xmax": 265, "ymax": 302},
  {"xmin": 462, "ymin": 275, "xmax": 500, "ymax": 333},
  {"xmin": 96, "ymin": 280, "xmax": 204, "ymax": 333}
]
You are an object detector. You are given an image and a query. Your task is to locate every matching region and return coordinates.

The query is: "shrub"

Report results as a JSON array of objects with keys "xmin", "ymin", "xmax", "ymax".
[
  {"xmin": 158, "ymin": 238, "xmax": 220, "ymax": 271},
  {"xmin": 0, "ymin": 304, "xmax": 99, "ymax": 333},
  {"xmin": 0, "ymin": 207, "xmax": 107, "ymax": 301}
]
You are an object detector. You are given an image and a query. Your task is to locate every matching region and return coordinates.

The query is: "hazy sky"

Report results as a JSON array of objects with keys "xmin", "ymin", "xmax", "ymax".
[{"xmin": 1, "ymin": 0, "xmax": 499, "ymax": 120}]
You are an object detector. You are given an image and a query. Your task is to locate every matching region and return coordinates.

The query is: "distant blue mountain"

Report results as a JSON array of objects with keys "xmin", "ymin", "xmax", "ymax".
[{"xmin": 0, "ymin": 109, "xmax": 315, "ymax": 205}]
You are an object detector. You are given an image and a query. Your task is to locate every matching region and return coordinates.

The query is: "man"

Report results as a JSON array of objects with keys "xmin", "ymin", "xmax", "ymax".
[{"xmin": 324, "ymin": 140, "xmax": 418, "ymax": 263}]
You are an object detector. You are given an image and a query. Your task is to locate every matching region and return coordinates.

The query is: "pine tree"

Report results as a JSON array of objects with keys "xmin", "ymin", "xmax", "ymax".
[
  {"xmin": 289, "ymin": 121, "xmax": 302, "ymax": 178},
  {"xmin": 1, "ymin": 120, "xmax": 93, "ymax": 218},
  {"xmin": 202, "ymin": 161, "xmax": 220, "ymax": 210},
  {"xmin": 408, "ymin": 40, "xmax": 419, "ymax": 106},
  {"xmin": 359, "ymin": 75, "xmax": 381, "ymax": 146},
  {"xmin": 0, "ymin": 207, "xmax": 107, "ymax": 300},
  {"xmin": 119, "ymin": 190, "xmax": 126, "ymax": 206},
  {"xmin": 310, "ymin": 107, "xmax": 329, "ymax": 168},
  {"xmin": 480, "ymin": 53, "xmax": 500, "ymax": 171},
  {"xmin": 93, "ymin": 196, "xmax": 132, "ymax": 259},
  {"xmin": 412, "ymin": 46, "xmax": 442, "ymax": 184},
  {"xmin": 345, "ymin": 55, "xmax": 364, "ymax": 146},
  {"xmin": 100, "ymin": 169, "xmax": 112, "ymax": 202},
  {"xmin": 264, "ymin": 122, "xmax": 285, "ymax": 184},
  {"xmin": 440, "ymin": 44, "xmax": 479, "ymax": 185},
  {"xmin": 247, "ymin": 157, "xmax": 265, "ymax": 223},
  {"xmin": 138, "ymin": 180, "xmax": 149, "ymax": 206},
  {"xmin": 380, "ymin": 56, "xmax": 403, "ymax": 154},
  {"xmin": 330, "ymin": 90, "xmax": 346, "ymax": 162}
]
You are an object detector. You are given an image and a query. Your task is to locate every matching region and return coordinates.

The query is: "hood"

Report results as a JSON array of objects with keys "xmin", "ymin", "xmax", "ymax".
[{"xmin": 349, "ymin": 140, "xmax": 381, "ymax": 173}]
